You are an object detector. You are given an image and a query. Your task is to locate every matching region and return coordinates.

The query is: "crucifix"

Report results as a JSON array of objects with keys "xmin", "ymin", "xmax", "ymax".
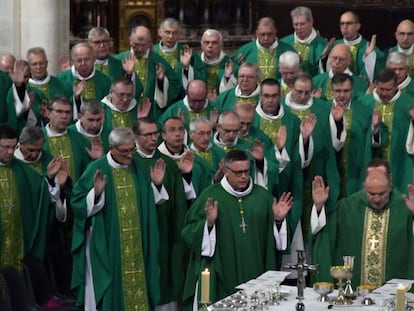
[
  {"xmin": 369, "ymin": 235, "xmax": 380, "ymax": 250},
  {"xmin": 284, "ymin": 250, "xmax": 318, "ymax": 309},
  {"xmin": 237, "ymin": 198, "xmax": 248, "ymax": 234}
]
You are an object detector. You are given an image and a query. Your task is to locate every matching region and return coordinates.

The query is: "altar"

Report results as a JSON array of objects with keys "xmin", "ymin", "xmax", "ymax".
[{"xmin": 206, "ymin": 271, "xmax": 414, "ymax": 311}]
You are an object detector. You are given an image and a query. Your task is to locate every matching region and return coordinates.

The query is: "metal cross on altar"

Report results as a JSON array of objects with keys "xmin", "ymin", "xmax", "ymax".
[{"xmin": 284, "ymin": 250, "xmax": 318, "ymax": 300}]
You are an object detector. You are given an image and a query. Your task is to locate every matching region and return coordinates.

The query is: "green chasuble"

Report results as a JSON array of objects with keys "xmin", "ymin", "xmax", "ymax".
[
  {"xmin": 153, "ymin": 42, "xmax": 207, "ymax": 83},
  {"xmin": 358, "ymin": 92, "xmax": 414, "ymax": 194},
  {"xmin": 56, "ymin": 68, "xmax": 111, "ymax": 101},
  {"xmin": 312, "ymin": 72, "xmax": 368, "ymax": 101},
  {"xmin": 0, "ymin": 71, "xmax": 12, "ymax": 123},
  {"xmin": 115, "ymin": 50, "xmax": 183, "ymax": 121},
  {"xmin": 94, "ymin": 55, "xmax": 125, "ymax": 80},
  {"xmin": 182, "ymin": 182, "xmax": 277, "ymax": 306},
  {"xmin": 312, "ymin": 189, "xmax": 414, "ymax": 287},
  {"xmin": 335, "ymin": 38, "xmax": 386, "ymax": 82},
  {"xmin": 215, "ymin": 87, "xmax": 259, "ymax": 113},
  {"xmin": 231, "ymin": 40, "xmax": 295, "ymax": 81},
  {"xmin": 29, "ymin": 75, "xmax": 66, "ymax": 100},
  {"xmin": 71, "ymin": 156, "xmax": 160, "ymax": 310},
  {"xmin": 398, "ymin": 76, "xmax": 414, "ymax": 98},
  {"xmin": 158, "ymin": 99, "xmax": 217, "ymax": 133},
  {"xmin": 135, "ymin": 150, "xmax": 188, "ymax": 304},
  {"xmin": 280, "ymin": 34, "xmax": 327, "ymax": 77},
  {"xmin": 0, "ymin": 158, "xmax": 50, "ymax": 266},
  {"xmin": 101, "ymin": 100, "xmax": 138, "ymax": 131},
  {"xmin": 6, "ymin": 85, "xmax": 49, "ymax": 134},
  {"xmin": 190, "ymin": 144, "xmax": 226, "ymax": 175}
]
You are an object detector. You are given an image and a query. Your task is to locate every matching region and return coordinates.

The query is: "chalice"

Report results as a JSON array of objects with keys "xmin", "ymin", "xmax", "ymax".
[
  {"xmin": 357, "ymin": 284, "xmax": 377, "ymax": 305},
  {"xmin": 330, "ymin": 266, "xmax": 353, "ymax": 305},
  {"xmin": 313, "ymin": 282, "xmax": 334, "ymax": 302}
]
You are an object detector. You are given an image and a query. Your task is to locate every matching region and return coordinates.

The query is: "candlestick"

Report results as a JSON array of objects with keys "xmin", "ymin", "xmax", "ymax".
[
  {"xmin": 200, "ymin": 268, "xmax": 210, "ymax": 304},
  {"xmin": 396, "ymin": 283, "xmax": 406, "ymax": 311}
]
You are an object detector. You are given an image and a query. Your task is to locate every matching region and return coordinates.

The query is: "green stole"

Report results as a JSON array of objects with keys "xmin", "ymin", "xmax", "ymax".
[
  {"xmin": 74, "ymin": 79, "xmax": 96, "ymax": 101},
  {"xmin": 257, "ymin": 48, "xmax": 277, "ymax": 82},
  {"xmin": 290, "ymin": 108, "xmax": 310, "ymax": 121},
  {"xmin": 111, "ymin": 111, "xmax": 133, "ymax": 129},
  {"xmin": 323, "ymin": 79, "xmax": 334, "ymax": 100},
  {"xmin": 134, "ymin": 58, "xmax": 149, "ymax": 100},
  {"xmin": 159, "ymin": 49, "xmax": 178, "ymax": 70},
  {"xmin": 294, "ymin": 42, "xmax": 310, "ymax": 63},
  {"xmin": 27, "ymin": 161, "xmax": 44, "ymax": 175},
  {"xmin": 408, "ymin": 53, "xmax": 414, "ymax": 76},
  {"xmin": 206, "ymin": 64, "xmax": 219, "ymax": 94},
  {"xmin": 281, "ymin": 84, "xmax": 290, "ymax": 97},
  {"xmin": 30, "ymin": 83, "xmax": 50, "ymax": 98},
  {"xmin": 188, "ymin": 110, "xmax": 209, "ymax": 125},
  {"xmin": 374, "ymin": 101, "xmax": 395, "ymax": 159},
  {"xmin": 349, "ymin": 44, "xmax": 360, "ymax": 75},
  {"xmin": 259, "ymin": 118, "xmax": 282, "ymax": 140},
  {"xmin": 47, "ymin": 135, "xmax": 76, "ymax": 181},
  {"xmin": 112, "ymin": 167, "xmax": 149, "ymax": 310},
  {"xmin": 361, "ymin": 207, "xmax": 389, "ymax": 286},
  {"xmin": 193, "ymin": 149, "xmax": 214, "ymax": 168},
  {"xmin": 0, "ymin": 166, "xmax": 23, "ymax": 268},
  {"xmin": 95, "ymin": 64, "xmax": 110, "ymax": 77},
  {"xmin": 338, "ymin": 109, "xmax": 353, "ymax": 198}
]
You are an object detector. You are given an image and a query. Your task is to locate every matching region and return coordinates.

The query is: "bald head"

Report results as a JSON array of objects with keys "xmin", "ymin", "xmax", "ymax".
[
  {"xmin": 130, "ymin": 25, "xmax": 152, "ymax": 58},
  {"xmin": 363, "ymin": 169, "xmax": 392, "ymax": 210},
  {"xmin": 187, "ymin": 80, "xmax": 208, "ymax": 112},
  {"xmin": 395, "ymin": 19, "xmax": 414, "ymax": 49},
  {"xmin": 0, "ymin": 52, "xmax": 16, "ymax": 75},
  {"xmin": 329, "ymin": 44, "xmax": 352, "ymax": 74}
]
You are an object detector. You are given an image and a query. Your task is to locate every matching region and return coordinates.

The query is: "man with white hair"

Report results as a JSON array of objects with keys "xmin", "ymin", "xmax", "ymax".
[
  {"xmin": 278, "ymin": 51, "xmax": 301, "ymax": 96},
  {"xmin": 386, "ymin": 51, "xmax": 414, "ymax": 97}
]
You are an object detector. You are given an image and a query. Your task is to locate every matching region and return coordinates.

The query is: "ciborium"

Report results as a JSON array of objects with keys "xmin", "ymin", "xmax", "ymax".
[
  {"xmin": 357, "ymin": 284, "xmax": 377, "ymax": 305},
  {"xmin": 313, "ymin": 282, "xmax": 334, "ymax": 302},
  {"xmin": 330, "ymin": 266, "xmax": 353, "ymax": 305}
]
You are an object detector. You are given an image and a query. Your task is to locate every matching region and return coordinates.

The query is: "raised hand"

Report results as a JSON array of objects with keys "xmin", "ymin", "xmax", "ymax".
[
  {"xmin": 150, "ymin": 158, "xmax": 166, "ymax": 186},
  {"xmin": 156, "ymin": 63, "xmax": 165, "ymax": 81},
  {"xmin": 272, "ymin": 192, "xmax": 293, "ymax": 221},
  {"xmin": 179, "ymin": 150, "xmax": 194, "ymax": 174},
  {"xmin": 205, "ymin": 197, "xmax": 218, "ymax": 227},
  {"xmin": 372, "ymin": 109, "xmax": 382, "ymax": 130},
  {"xmin": 321, "ymin": 37, "xmax": 336, "ymax": 59},
  {"xmin": 73, "ymin": 80, "xmax": 86, "ymax": 98},
  {"xmin": 93, "ymin": 169, "xmax": 107, "ymax": 198},
  {"xmin": 237, "ymin": 53, "xmax": 244, "ymax": 65},
  {"xmin": 275, "ymin": 125, "xmax": 287, "ymax": 151},
  {"xmin": 300, "ymin": 113, "xmax": 317, "ymax": 143},
  {"xmin": 10, "ymin": 59, "xmax": 27, "ymax": 86},
  {"xmin": 137, "ymin": 97, "xmax": 151, "ymax": 118},
  {"xmin": 56, "ymin": 159, "xmax": 69, "ymax": 187},
  {"xmin": 214, "ymin": 159, "xmax": 225, "ymax": 183},
  {"xmin": 312, "ymin": 175, "xmax": 329, "ymax": 212},
  {"xmin": 207, "ymin": 90, "xmax": 217, "ymax": 102},
  {"xmin": 331, "ymin": 104, "xmax": 345, "ymax": 121},
  {"xmin": 177, "ymin": 108, "xmax": 185, "ymax": 124},
  {"xmin": 59, "ymin": 55, "xmax": 71, "ymax": 71},
  {"xmin": 224, "ymin": 59, "xmax": 234, "ymax": 77},
  {"xmin": 365, "ymin": 34, "xmax": 377, "ymax": 56},
  {"xmin": 247, "ymin": 140, "xmax": 264, "ymax": 161},
  {"xmin": 403, "ymin": 184, "xmax": 414, "ymax": 214},
  {"xmin": 85, "ymin": 138, "xmax": 104, "ymax": 160},
  {"xmin": 122, "ymin": 52, "xmax": 136, "ymax": 75},
  {"xmin": 180, "ymin": 44, "xmax": 192, "ymax": 69},
  {"xmin": 311, "ymin": 88, "xmax": 322, "ymax": 98},
  {"xmin": 47, "ymin": 157, "xmax": 63, "ymax": 179},
  {"xmin": 209, "ymin": 109, "xmax": 219, "ymax": 129}
]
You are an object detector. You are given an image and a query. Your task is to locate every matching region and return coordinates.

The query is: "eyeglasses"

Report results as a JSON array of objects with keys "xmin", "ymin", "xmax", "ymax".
[
  {"xmin": 339, "ymin": 21, "xmax": 357, "ymax": 26},
  {"xmin": 194, "ymin": 131, "xmax": 212, "ymax": 137},
  {"xmin": 89, "ymin": 39, "xmax": 111, "ymax": 45},
  {"xmin": 138, "ymin": 131, "xmax": 159, "ymax": 138},
  {"xmin": 226, "ymin": 167, "xmax": 250, "ymax": 177}
]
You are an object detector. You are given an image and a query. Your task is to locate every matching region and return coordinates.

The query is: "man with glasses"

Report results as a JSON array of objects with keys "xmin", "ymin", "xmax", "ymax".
[
  {"xmin": 389, "ymin": 19, "xmax": 414, "ymax": 76},
  {"xmin": 334, "ymin": 11, "xmax": 386, "ymax": 82},
  {"xmin": 311, "ymin": 159, "xmax": 414, "ymax": 287},
  {"xmin": 71, "ymin": 127, "xmax": 169, "ymax": 311},
  {"xmin": 182, "ymin": 149, "xmax": 293, "ymax": 307},
  {"xmin": 116, "ymin": 25, "xmax": 182, "ymax": 120},
  {"xmin": 312, "ymin": 43, "xmax": 369, "ymax": 101},
  {"xmin": 57, "ymin": 42, "xmax": 111, "ymax": 120},
  {"xmin": 133, "ymin": 117, "xmax": 188, "ymax": 310},
  {"xmin": 216, "ymin": 62, "xmax": 261, "ymax": 112},
  {"xmin": 88, "ymin": 27, "xmax": 124, "ymax": 80},
  {"xmin": 0, "ymin": 124, "xmax": 51, "ymax": 268}
]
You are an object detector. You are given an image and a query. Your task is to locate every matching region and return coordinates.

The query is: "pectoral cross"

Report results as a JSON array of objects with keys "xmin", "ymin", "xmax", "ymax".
[
  {"xmin": 238, "ymin": 198, "xmax": 248, "ymax": 233},
  {"xmin": 240, "ymin": 216, "xmax": 248, "ymax": 233},
  {"xmin": 369, "ymin": 235, "xmax": 380, "ymax": 250}
]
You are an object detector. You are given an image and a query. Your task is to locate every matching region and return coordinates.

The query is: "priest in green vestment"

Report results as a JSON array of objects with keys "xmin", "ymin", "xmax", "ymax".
[
  {"xmin": 71, "ymin": 127, "xmax": 166, "ymax": 310},
  {"xmin": 88, "ymin": 27, "xmax": 125, "ymax": 80},
  {"xmin": 232, "ymin": 17, "xmax": 295, "ymax": 82},
  {"xmin": 215, "ymin": 62, "xmax": 261, "ymax": 112},
  {"xmin": 358, "ymin": 69, "xmax": 414, "ymax": 195},
  {"xmin": 334, "ymin": 11, "xmax": 386, "ymax": 82},
  {"xmin": 0, "ymin": 124, "xmax": 50, "ymax": 268},
  {"xmin": 133, "ymin": 118, "xmax": 188, "ymax": 308},
  {"xmin": 182, "ymin": 150, "xmax": 293, "ymax": 308},
  {"xmin": 154, "ymin": 18, "xmax": 206, "ymax": 90},
  {"xmin": 0, "ymin": 70, "xmax": 12, "ymax": 123},
  {"xmin": 278, "ymin": 51, "xmax": 301, "ymax": 98},
  {"xmin": 312, "ymin": 44, "xmax": 368, "ymax": 102},
  {"xmin": 27, "ymin": 47, "xmax": 66, "ymax": 100},
  {"xmin": 386, "ymin": 51, "xmax": 414, "ymax": 97},
  {"xmin": 389, "ymin": 20, "xmax": 414, "ymax": 77},
  {"xmin": 280, "ymin": 6, "xmax": 330, "ymax": 77},
  {"xmin": 57, "ymin": 42, "xmax": 111, "ymax": 120},
  {"xmin": 116, "ymin": 25, "xmax": 182, "ymax": 121},
  {"xmin": 311, "ymin": 160, "xmax": 414, "ymax": 287}
]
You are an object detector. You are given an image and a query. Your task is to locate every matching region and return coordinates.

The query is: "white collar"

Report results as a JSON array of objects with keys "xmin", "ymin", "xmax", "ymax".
[
  {"xmin": 294, "ymin": 28, "xmax": 317, "ymax": 45},
  {"xmin": 75, "ymin": 120, "xmax": 103, "ymax": 138},
  {"xmin": 106, "ymin": 152, "xmax": 128, "ymax": 168},
  {"xmin": 213, "ymin": 132, "xmax": 238, "ymax": 149},
  {"xmin": 235, "ymin": 84, "xmax": 261, "ymax": 98},
  {"xmin": 373, "ymin": 88, "xmax": 401, "ymax": 103},
  {"xmin": 183, "ymin": 95, "xmax": 208, "ymax": 112},
  {"xmin": 130, "ymin": 47, "xmax": 150, "ymax": 59},
  {"xmin": 45, "ymin": 124, "xmax": 67, "ymax": 137},
  {"xmin": 101, "ymin": 95, "xmax": 137, "ymax": 112},
  {"xmin": 398, "ymin": 75, "xmax": 412, "ymax": 90},
  {"xmin": 201, "ymin": 51, "xmax": 226, "ymax": 66},
  {"xmin": 157, "ymin": 141, "xmax": 188, "ymax": 160},
  {"xmin": 285, "ymin": 92, "xmax": 313, "ymax": 111},
  {"xmin": 190, "ymin": 142, "xmax": 212, "ymax": 152},
  {"xmin": 135, "ymin": 142, "xmax": 156, "ymax": 158},
  {"xmin": 159, "ymin": 41, "xmax": 178, "ymax": 52},
  {"xmin": 29, "ymin": 74, "xmax": 51, "ymax": 86},
  {"xmin": 328, "ymin": 68, "xmax": 353, "ymax": 78},
  {"xmin": 95, "ymin": 58, "xmax": 109, "ymax": 65},
  {"xmin": 14, "ymin": 147, "xmax": 42, "ymax": 164},
  {"xmin": 398, "ymin": 44, "xmax": 414, "ymax": 55},
  {"xmin": 256, "ymin": 103, "xmax": 284, "ymax": 120},
  {"xmin": 343, "ymin": 35, "xmax": 362, "ymax": 46},
  {"xmin": 255, "ymin": 39, "xmax": 279, "ymax": 50},
  {"xmin": 220, "ymin": 175, "xmax": 253, "ymax": 198},
  {"xmin": 71, "ymin": 65, "xmax": 96, "ymax": 81}
]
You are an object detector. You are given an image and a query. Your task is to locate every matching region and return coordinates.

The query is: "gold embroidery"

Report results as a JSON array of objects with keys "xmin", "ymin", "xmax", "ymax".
[
  {"xmin": 294, "ymin": 42, "xmax": 310, "ymax": 63},
  {"xmin": 111, "ymin": 111, "xmax": 133, "ymax": 129},
  {"xmin": 193, "ymin": 149, "xmax": 213, "ymax": 167},
  {"xmin": 74, "ymin": 79, "xmax": 96, "ymax": 101},
  {"xmin": 374, "ymin": 101, "xmax": 395, "ymax": 159},
  {"xmin": 95, "ymin": 64, "xmax": 110, "ymax": 76},
  {"xmin": 159, "ymin": 49, "xmax": 178, "ymax": 70},
  {"xmin": 206, "ymin": 64, "xmax": 219, "ymax": 95},
  {"xmin": 361, "ymin": 207, "xmax": 389, "ymax": 286},
  {"xmin": 30, "ymin": 83, "xmax": 50, "ymax": 98},
  {"xmin": 259, "ymin": 118, "xmax": 281, "ymax": 140},
  {"xmin": 257, "ymin": 48, "xmax": 277, "ymax": 82},
  {"xmin": 188, "ymin": 111, "xmax": 208, "ymax": 124},
  {"xmin": 291, "ymin": 109, "xmax": 310, "ymax": 121},
  {"xmin": 48, "ymin": 135, "xmax": 76, "ymax": 181},
  {"xmin": 349, "ymin": 44, "xmax": 359, "ymax": 73},
  {"xmin": 134, "ymin": 58, "xmax": 149, "ymax": 96},
  {"xmin": 338, "ymin": 109, "xmax": 353, "ymax": 197}
]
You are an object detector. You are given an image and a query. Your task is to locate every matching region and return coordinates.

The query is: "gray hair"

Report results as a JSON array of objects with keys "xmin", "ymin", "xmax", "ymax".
[
  {"xmin": 160, "ymin": 17, "xmax": 180, "ymax": 30},
  {"xmin": 26, "ymin": 47, "xmax": 47, "ymax": 60},
  {"xmin": 189, "ymin": 116, "xmax": 211, "ymax": 132},
  {"xmin": 238, "ymin": 62, "xmax": 260, "ymax": 78},
  {"xmin": 109, "ymin": 127, "xmax": 135, "ymax": 147},
  {"xmin": 218, "ymin": 111, "xmax": 240, "ymax": 126},
  {"xmin": 88, "ymin": 27, "xmax": 110, "ymax": 39},
  {"xmin": 71, "ymin": 42, "xmax": 92, "ymax": 60},
  {"xmin": 19, "ymin": 126, "xmax": 44, "ymax": 144},
  {"xmin": 79, "ymin": 99, "xmax": 103, "ymax": 115},
  {"xmin": 279, "ymin": 51, "xmax": 300, "ymax": 68},
  {"xmin": 291, "ymin": 6, "xmax": 313, "ymax": 21},
  {"xmin": 201, "ymin": 29, "xmax": 223, "ymax": 44},
  {"xmin": 386, "ymin": 51, "xmax": 408, "ymax": 67}
]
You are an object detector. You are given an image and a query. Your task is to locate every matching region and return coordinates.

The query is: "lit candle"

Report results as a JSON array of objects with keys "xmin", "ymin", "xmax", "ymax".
[
  {"xmin": 396, "ymin": 283, "xmax": 406, "ymax": 311},
  {"xmin": 200, "ymin": 268, "xmax": 210, "ymax": 304}
]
